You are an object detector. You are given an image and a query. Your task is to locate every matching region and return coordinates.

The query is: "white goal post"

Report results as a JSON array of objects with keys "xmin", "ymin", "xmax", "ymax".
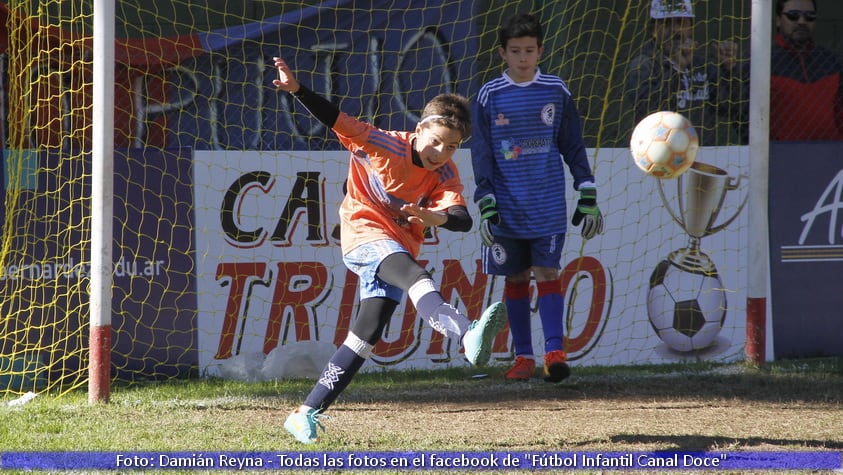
[
  {"xmin": 90, "ymin": 0, "xmax": 115, "ymax": 404},
  {"xmin": 745, "ymin": 0, "xmax": 771, "ymax": 366}
]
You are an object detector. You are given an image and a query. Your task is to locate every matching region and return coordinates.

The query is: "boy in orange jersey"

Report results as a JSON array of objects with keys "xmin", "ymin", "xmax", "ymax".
[{"xmin": 273, "ymin": 56, "xmax": 506, "ymax": 444}]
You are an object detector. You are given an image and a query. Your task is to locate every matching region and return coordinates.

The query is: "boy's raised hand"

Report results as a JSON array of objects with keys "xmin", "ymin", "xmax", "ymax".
[{"xmin": 273, "ymin": 57, "xmax": 301, "ymax": 93}]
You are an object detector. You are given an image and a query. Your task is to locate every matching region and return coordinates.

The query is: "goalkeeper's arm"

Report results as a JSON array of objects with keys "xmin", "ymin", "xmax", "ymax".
[
  {"xmin": 290, "ymin": 85, "xmax": 340, "ymax": 128},
  {"xmin": 273, "ymin": 57, "xmax": 339, "ymax": 127},
  {"xmin": 439, "ymin": 205, "xmax": 472, "ymax": 233}
]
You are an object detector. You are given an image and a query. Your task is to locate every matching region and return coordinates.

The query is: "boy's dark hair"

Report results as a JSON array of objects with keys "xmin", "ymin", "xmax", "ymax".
[
  {"xmin": 420, "ymin": 93, "xmax": 471, "ymax": 139},
  {"xmin": 775, "ymin": 0, "xmax": 816, "ymax": 15},
  {"xmin": 499, "ymin": 13, "xmax": 543, "ymax": 49}
]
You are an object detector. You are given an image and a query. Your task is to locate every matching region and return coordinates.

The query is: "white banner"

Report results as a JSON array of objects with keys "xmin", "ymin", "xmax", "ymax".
[{"xmin": 193, "ymin": 147, "xmax": 749, "ymax": 377}]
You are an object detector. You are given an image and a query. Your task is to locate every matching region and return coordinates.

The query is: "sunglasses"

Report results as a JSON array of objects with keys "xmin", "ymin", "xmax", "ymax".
[{"xmin": 782, "ymin": 10, "xmax": 817, "ymax": 22}]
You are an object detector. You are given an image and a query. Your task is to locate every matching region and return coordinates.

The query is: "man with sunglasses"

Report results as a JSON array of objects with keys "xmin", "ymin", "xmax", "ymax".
[{"xmin": 771, "ymin": 0, "xmax": 843, "ymax": 140}]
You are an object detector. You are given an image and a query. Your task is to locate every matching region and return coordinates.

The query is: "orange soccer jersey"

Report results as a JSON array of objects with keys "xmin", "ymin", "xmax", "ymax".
[{"xmin": 333, "ymin": 112, "xmax": 467, "ymax": 258}]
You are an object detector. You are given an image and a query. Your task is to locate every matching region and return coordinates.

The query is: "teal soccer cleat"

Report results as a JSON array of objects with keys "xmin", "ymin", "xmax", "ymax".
[
  {"xmin": 462, "ymin": 302, "xmax": 507, "ymax": 366},
  {"xmin": 284, "ymin": 407, "xmax": 329, "ymax": 444}
]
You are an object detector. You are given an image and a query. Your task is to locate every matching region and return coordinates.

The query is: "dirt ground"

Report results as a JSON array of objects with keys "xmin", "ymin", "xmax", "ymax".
[{"xmin": 321, "ymin": 366, "xmax": 843, "ymax": 452}]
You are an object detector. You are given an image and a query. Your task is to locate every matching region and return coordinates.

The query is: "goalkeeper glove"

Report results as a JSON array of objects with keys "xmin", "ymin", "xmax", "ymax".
[
  {"xmin": 478, "ymin": 195, "xmax": 501, "ymax": 247},
  {"xmin": 571, "ymin": 187, "xmax": 604, "ymax": 240}
]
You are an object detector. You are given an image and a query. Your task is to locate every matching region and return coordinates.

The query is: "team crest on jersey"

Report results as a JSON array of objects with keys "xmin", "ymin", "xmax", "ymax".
[{"xmin": 541, "ymin": 103, "xmax": 555, "ymax": 126}]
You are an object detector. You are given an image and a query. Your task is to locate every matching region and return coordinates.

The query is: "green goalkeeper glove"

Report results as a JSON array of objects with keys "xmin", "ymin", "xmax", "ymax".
[
  {"xmin": 478, "ymin": 195, "xmax": 500, "ymax": 247},
  {"xmin": 571, "ymin": 187, "xmax": 604, "ymax": 240}
]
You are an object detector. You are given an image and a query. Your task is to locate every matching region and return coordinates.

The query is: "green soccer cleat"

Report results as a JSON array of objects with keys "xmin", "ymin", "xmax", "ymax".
[
  {"xmin": 284, "ymin": 407, "xmax": 329, "ymax": 444},
  {"xmin": 462, "ymin": 302, "xmax": 507, "ymax": 366}
]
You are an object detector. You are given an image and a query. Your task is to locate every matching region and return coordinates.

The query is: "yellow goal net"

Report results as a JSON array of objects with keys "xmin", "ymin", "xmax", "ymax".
[{"xmin": 0, "ymin": 0, "xmax": 751, "ymax": 397}]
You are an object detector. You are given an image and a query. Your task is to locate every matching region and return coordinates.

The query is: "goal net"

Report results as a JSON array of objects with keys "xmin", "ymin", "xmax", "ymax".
[{"xmin": 0, "ymin": 0, "xmax": 751, "ymax": 396}]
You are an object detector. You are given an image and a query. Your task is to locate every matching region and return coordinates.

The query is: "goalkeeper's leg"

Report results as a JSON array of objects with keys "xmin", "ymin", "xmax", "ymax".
[
  {"xmin": 535, "ymin": 271, "xmax": 570, "ymax": 383},
  {"xmin": 480, "ymin": 236, "xmax": 536, "ymax": 377},
  {"xmin": 285, "ymin": 298, "xmax": 395, "ymax": 444},
  {"xmin": 503, "ymin": 278, "xmax": 536, "ymax": 380},
  {"xmin": 531, "ymin": 235, "xmax": 570, "ymax": 383},
  {"xmin": 378, "ymin": 252, "xmax": 468, "ymax": 339},
  {"xmin": 301, "ymin": 297, "xmax": 395, "ymax": 412},
  {"xmin": 377, "ymin": 252, "xmax": 505, "ymax": 365}
]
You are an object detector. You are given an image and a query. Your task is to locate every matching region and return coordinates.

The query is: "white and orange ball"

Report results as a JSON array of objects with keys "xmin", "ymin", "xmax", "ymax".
[{"xmin": 630, "ymin": 111, "xmax": 699, "ymax": 179}]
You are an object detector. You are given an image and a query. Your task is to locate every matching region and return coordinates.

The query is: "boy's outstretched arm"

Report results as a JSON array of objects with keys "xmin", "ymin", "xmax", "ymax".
[{"xmin": 273, "ymin": 56, "xmax": 339, "ymax": 128}]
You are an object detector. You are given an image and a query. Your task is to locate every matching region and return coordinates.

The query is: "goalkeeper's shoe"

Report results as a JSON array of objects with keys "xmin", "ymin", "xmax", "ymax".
[
  {"xmin": 542, "ymin": 350, "xmax": 571, "ymax": 383},
  {"xmin": 284, "ymin": 407, "xmax": 329, "ymax": 444},
  {"xmin": 504, "ymin": 356, "xmax": 536, "ymax": 380},
  {"xmin": 462, "ymin": 302, "xmax": 507, "ymax": 366}
]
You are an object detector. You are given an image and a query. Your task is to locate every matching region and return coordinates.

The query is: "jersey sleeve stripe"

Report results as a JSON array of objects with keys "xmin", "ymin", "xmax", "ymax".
[{"xmin": 368, "ymin": 130, "xmax": 406, "ymax": 156}]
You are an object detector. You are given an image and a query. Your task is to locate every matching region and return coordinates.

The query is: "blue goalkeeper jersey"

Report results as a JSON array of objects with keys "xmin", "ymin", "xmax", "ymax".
[{"xmin": 471, "ymin": 69, "xmax": 595, "ymax": 239}]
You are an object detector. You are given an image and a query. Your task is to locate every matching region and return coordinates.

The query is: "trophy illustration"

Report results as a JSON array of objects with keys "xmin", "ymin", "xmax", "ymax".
[{"xmin": 647, "ymin": 161, "xmax": 748, "ymax": 353}]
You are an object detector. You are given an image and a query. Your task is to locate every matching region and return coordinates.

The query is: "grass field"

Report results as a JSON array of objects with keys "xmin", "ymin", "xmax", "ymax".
[{"xmin": 1, "ymin": 357, "xmax": 842, "ymax": 474}]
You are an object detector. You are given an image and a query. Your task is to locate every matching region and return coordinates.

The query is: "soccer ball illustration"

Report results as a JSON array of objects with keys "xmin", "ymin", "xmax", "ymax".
[
  {"xmin": 647, "ymin": 259, "xmax": 726, "ymax": 352},
  {"xmin": 630, "ymin": 111, "xmax": 699, "ymax": 179}
]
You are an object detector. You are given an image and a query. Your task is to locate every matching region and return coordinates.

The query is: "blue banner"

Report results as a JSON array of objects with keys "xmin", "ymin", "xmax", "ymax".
[
  {"xmin": 769, "ymin": 142, "xmax": 843, "ymax": 358},
  {"xmin": 0, "ymin": 148, "xmax": 196, "ymax": 384},
  {"xmin": 1, "ymin": 451, "xmax": 840, "ymax": 471},
  {"xmin": 167, "ymin": 0, "xmax": 477, "ymax": 151}
]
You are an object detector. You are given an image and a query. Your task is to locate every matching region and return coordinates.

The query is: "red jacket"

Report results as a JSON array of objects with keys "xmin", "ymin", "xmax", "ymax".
[{"xmin": 771, "ymin": 34, "xmax": 843, "ymax": 141}]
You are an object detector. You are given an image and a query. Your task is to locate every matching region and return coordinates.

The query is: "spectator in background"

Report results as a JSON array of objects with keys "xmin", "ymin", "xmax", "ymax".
[
  {"xmin": 771, "ymin": 0, "xmax": 843, "ymax": 141},
  {"xmin": 626, "ymin": 0, "xmax": 748, "ymax": 145}
]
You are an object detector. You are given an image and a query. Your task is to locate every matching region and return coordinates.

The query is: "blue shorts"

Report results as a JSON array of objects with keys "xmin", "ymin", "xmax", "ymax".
[
  {"xmin": 482, "ymin": 233, "xmax": 566, "ymax": 276},
  {"xmin": 343, "ymin": 239, "xmax": 407, "ymax": 302}
]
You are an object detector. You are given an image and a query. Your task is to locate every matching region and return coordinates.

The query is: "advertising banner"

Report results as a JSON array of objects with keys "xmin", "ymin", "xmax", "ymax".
[
  {"xmin": 122, "ymin": 0, "xmax": 477, "ymax": 152},
  {"xmin": 769, "ymin": 142, "xmax": 843, "ymax": 358},
  {"xmin": 0, "ymin": 149, "xmax": 196, "ymax": 381},
  {"xmin": 194, "ymin": 147, "xmax": 749, "ymax": 376}
]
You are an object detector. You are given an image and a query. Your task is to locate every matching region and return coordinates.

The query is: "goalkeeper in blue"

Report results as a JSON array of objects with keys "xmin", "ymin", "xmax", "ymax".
[{"xmin": 471, "ymin": 13, "xmax": 605, "ymax": 382}]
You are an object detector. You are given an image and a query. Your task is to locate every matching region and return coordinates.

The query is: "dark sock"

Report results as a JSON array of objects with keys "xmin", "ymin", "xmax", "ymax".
[{"xmin": 304, "ymin": 344, "xmax": 366, "ymax": 411}]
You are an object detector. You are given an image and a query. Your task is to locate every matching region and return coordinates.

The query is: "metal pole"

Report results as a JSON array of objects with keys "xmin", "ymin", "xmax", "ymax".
[
  {"xmin": 89, "ymin": 0, "xmax": 115, "ymax": 403},
  {"xmin": 746, "ymin": 0, "xmax": 771, "ymax": 366}
]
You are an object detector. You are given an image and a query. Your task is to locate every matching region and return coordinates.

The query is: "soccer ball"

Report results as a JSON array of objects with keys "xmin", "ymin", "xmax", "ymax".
[
  {"xmin": 647, "ymin": 259, "xmax": 726, "ymax": 352},
  {"xmin": 630, "ymin": 111, "xmax": 699, "ymax": 179}
]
